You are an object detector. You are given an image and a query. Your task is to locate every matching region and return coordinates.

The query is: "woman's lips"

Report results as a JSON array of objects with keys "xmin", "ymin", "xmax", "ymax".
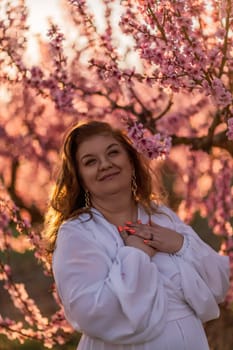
[{"xmin": 99, "ymin": 172, "xmax": 120, "ymax": 181}]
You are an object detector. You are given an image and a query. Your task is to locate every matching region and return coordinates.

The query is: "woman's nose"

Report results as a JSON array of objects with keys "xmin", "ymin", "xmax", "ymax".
[{"xmin": 99, "ymin": 156, "xmax": 112, "ymax": 169}]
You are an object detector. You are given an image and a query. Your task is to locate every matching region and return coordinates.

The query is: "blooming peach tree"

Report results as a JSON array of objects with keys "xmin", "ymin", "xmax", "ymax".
[{"xmin": 0, "ymin": 0, "xmax": 232, "ymax": 347}]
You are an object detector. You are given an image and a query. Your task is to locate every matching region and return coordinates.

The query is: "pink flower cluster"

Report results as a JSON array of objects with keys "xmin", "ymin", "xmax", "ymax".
[
  {"xmin": 0, "ymin": 185, "xmax": 72, "ymax": 347},
  {"xmin": 127, "ymin": 122, "xmax": 171, "ymax": 159},
  {"xmin": 0, "ymin": 0, "xmax": 75, "ymax": 114},
  {"xmin": 220, "ymin": 236, "xmax": 233, "ymax": 305},
  {"xmin": 205, "ymin": 159, "xmax": 232, "ymax": 237},
  {"xmin": 0, "ymin": 1, "xmax": 28, "ymax": 82},
  {"xmin": 226, "ymin": 117, "xmax": 233, "ymax": 140},
  {"xmin": 119, "ymin": 0, "xmax": 233, "ymax": 111},
  {"xmin": 0, "ymin": 193, "xmax": 30, "ymax": 241},
  {"xmin": 38, "ymin": 24, "xmax": 75, "ymax": 112},
  {"xmin": 202, "ymin": 78, "xmax": 232, "ymax": 108}
]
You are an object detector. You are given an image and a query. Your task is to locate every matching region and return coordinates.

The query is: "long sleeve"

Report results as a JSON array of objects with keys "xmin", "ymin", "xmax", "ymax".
[
  {"xmin": 52, "ymin": 219, "xmax": 167, "ymax": 344},
  {"xmin": 159, "ymin": 206, "xmax": 230, "ymax": 322}
]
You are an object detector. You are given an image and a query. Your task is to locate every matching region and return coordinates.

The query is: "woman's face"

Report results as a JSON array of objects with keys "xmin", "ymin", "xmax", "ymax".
[{"xmin": 76, "ymin": 134, "xmax": 133, "ymax": 201}]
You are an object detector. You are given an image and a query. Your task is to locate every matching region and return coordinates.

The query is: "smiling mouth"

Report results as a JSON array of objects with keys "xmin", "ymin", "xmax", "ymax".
[{"xmin": 99, "ymin": 172, "xmax": 120, "ymax": 181}]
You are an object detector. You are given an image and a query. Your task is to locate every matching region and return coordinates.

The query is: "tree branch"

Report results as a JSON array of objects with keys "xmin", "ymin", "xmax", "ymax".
[
  {"xmin": 7, "ymin": 160, "xmax": 43, "ymax": 224},
  {"xmin": 172, "ymin": 131, "xmax": 233, "ymax": 157}
]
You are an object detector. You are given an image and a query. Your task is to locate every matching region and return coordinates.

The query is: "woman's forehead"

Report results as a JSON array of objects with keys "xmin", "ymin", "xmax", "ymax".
[{"xmin": 76, "ymin": 134, "xmax": 121, "ymax": 155}]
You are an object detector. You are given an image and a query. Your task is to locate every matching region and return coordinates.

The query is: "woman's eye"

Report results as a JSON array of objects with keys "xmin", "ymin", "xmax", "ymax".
[
  {"xmin": 109, "ymin": 149, "xmax": 119, "ymax": 156},
  {"xmin": 85, "ymin": 159, "xmax": 96, "ymax": 166}
]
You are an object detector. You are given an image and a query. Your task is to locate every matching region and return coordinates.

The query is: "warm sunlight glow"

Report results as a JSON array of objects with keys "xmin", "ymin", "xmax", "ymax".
[
  {"xmin": 24, "ymin": 0, "xmax": 65, "ymax": 62},
  {"xmin": 26, "ymin": 0, "xmax": 64, "ymax": 37}
]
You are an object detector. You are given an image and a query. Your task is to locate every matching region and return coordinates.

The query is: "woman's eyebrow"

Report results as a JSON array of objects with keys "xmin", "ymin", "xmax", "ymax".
[{"xmin": 106, "ymin": 143, "xmax": 120, "ymax": 149}]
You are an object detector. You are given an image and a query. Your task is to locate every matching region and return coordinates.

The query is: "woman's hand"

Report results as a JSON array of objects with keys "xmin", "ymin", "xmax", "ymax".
[
  {"xmin": 118, "ymin": 227, "xmax": 157, "ymax": 258},
  {"xmin": 124, "ymin": 221, "xmax": 184, "ymax": 254}
]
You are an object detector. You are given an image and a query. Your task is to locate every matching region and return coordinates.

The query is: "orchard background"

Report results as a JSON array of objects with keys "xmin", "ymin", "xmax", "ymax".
[{"xmin": 0, "ymin": 0, "xmax": 232, "ymax": 349}]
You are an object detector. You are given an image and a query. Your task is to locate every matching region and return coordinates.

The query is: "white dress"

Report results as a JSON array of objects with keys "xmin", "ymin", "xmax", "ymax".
[{"xmin": 52, "ymin": 205, "xmax": 229, "ymax": 350}]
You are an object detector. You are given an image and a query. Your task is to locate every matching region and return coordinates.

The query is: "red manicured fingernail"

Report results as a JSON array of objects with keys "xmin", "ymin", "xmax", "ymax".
[
  {"xmin": 127, "ymin": 229, "xmax": 136, "ymax": 234},
  {"xmin": 123, "ymin": 226, "xmax": 135, "ymax": 233},
  {"xmin": 144, "ymin": 239, "xmax": 149, "ymax": 244},
  {"xmin": 125, "ymin": 221, "xmax": 132, "ymax": 225},
  {"xmin": 117, "ymin": 226, "xmax": 123, "ymax": 232}
]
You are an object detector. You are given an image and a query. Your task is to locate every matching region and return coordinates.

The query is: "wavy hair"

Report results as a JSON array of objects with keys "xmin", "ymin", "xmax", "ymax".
[{"xmin": 43, "ymin": 120, "xmax": 166, "ymax": 263}]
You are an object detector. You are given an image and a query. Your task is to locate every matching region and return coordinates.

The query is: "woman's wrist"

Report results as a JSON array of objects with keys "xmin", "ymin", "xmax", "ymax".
[
  {"xmin": 174, "ymin": 234, "xmax": 188, "ymax": 256},
  {"xmin": 174, "ymin": 234, "xmax": 184, "ymax": 253}
]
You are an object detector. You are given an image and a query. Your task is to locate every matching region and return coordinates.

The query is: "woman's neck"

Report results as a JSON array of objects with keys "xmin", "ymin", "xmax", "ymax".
[{"xmin": 91, "ymin": 195, "xmax": 138, "ymax": 226}]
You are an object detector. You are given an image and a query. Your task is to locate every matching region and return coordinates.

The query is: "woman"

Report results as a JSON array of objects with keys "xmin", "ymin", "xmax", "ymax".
[{"xmin": 44, "ymin": 120, "xmax": 229, "ymax": 350}]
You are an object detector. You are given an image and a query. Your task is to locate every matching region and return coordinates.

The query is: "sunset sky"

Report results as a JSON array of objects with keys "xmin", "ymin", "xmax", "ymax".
[
  {"xmin": 24, "ymin": 0, "xmax": 134, "ymax": 65},
  {"xmin": 26, "ymin": 0, "xmax": 66, "ymax": 37},
  {"xmin": 25, "ymin": 0, "xmax": 105, "ymax": 37}
]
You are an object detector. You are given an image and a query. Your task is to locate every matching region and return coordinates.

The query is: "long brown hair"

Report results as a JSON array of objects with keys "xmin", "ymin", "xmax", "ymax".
[{"xmin": 43, "ymin": 120, "xmax": 166, "ymax": 261}]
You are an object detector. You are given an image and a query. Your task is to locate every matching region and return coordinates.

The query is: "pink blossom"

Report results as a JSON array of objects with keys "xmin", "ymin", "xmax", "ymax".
[
  {"xmin": 127, "ymin": 122, "xmax": 171, "ymax": 159},
  {"xmin": 27, "ymin": 66, "xmax": 44, "ymax": 88},
  {"xmin": 205, "ymin": 159, "xmax": 232, "ymax": 237},
  {"xmin": 226, "ymin": 117, "xmax": 233, "ymax": 140},
  {"xmin": 209, "ymin": 78, "xmax": 232, "ymax": 108}
]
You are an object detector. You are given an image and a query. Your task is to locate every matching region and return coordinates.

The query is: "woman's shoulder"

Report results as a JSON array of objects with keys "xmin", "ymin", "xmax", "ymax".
[
  {"xmin": 57, "ymin": 212, "xmax": 93, "ymax": 237},
  {"xmin": 151, "ymin": 202, "xmax": 178, "ymax": 220}
]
